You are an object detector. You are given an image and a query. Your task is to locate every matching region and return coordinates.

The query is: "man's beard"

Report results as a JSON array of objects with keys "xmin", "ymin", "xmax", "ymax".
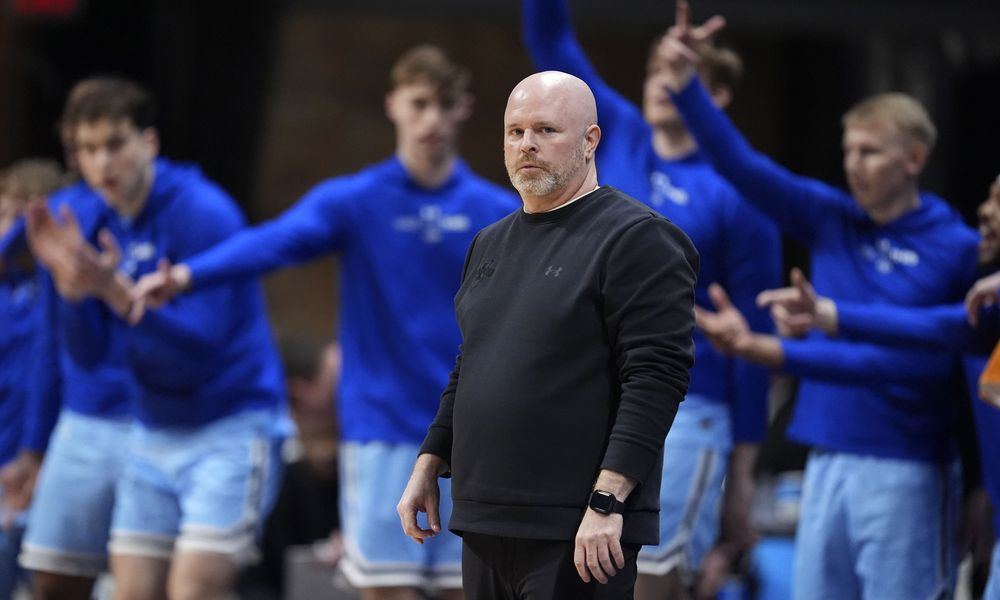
[
  {"xmin": 510, "ymin": 166, "xmax": 562, "ymax": 196},
  {"xmin": 507, "ymin": 145, "xmax": 585, "ymax": 197}
]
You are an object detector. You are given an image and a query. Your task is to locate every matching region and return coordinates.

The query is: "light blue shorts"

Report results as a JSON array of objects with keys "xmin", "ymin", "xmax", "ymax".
[
  {"xmin": 109, "ymin": 409, "xmax": 283, "ymax": 566},
  {"xmin": 20, "ymin": 410, "xmax": 131, "ymax": 577},
  {"xmin": 637, "ymin": 395, "xmax": 730, "ymax": 578},
  {"xmin": 985, "ymin": 541, "xmax": 1000, "ymax": 600},
  {"xmin": 793, "ymin": 451, "xmax": 960, "ymax": 600},
  {"xmin": 338, "ymin": 441, "xmax": 462, "ymax": 590}
]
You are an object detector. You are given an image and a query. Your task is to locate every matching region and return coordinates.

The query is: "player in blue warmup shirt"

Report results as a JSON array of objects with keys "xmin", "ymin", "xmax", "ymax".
[
  {"xmin": 0, "ymin": 157, "xmax": 136, "ymax": 600},
  {"xmin": 521, "ymin": 1, "xmax": 781, "ymax": 597},
  {"xmin": 25, "ymin": 77, "xmax": 287, "ymax": 600},
  {"xmin": 130, "ymin": 47, "xmax": 520, "ymax": 600},
  {"xmin": 0, "ymin": 160, "xmax": 65, "ymax": 599},
  {"xmin": 663, "ymin": 4, "xmax": 980, "ymax": 599},
  {"xmin": 754, "ymin": 173, "xmax": 1000, "ymax": 600}
]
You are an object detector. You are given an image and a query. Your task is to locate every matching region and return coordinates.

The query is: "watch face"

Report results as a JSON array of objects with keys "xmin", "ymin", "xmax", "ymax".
[{"xmin": 590, "ymin": 490, "xmax": 614, "ymax": 513}]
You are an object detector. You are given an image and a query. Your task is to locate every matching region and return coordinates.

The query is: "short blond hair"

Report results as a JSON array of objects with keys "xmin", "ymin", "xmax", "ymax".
[{"xmin": 842, "ymin": 93, "xmax": 937, "ymax": 152}]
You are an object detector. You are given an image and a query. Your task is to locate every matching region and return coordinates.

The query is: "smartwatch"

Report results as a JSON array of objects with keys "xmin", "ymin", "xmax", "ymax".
[{"xmin": 588, "ymin": 489, "xmax": 626, "ymax": 515}]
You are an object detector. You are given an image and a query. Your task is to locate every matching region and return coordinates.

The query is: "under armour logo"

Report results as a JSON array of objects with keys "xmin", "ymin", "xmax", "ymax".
[{"xmin": 545, "ymin": 266, "xmax": 562, "ymax": 277}]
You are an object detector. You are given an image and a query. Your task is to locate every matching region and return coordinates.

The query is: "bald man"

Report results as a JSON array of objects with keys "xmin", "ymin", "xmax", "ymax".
[{"xmin": 399, "ymin": 72, "xmax": 699, "ymax": 599}]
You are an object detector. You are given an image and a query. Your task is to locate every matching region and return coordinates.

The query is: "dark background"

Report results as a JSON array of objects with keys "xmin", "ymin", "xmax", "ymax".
[{"xmin": 2, "ymin": 0, "xmax": 998, "ymax": 336}]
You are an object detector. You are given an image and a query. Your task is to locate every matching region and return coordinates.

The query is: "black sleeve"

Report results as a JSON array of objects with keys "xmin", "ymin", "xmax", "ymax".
[
  {"xmin": 418, "ymin": 232, "xmax": 482, "ymax": 470},
  {"xmin": 599, "ymin": 216, "xmax": 699, "ymax": 485}
]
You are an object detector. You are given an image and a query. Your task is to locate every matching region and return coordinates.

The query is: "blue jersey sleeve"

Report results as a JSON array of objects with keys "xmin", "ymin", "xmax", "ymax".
[
  {"xmin": 21, "ymin": 272, "xmax": 62, "ymax": 453},
  {"xmin": 131, "ymin": 194, "xmax": 250, "ymax": 353},
  {"xmin": 0, "ymin": 218, "xmax": 26, "ymax": 259},
  {"xmin": 836, "ymin": 300, "xmax": 999, "ymax": 355},
  {"xmin": 781, "ymin": 336, "xmax": 954, "ymax": 384},
  {"xmin": 670, "ymin": 77, "xmax": 855, "ymax": 244},
  {"xmin": 521, "ymin": 0, "xmax": 647, "ymax": 150},
  {"xmin": 837, "ymin": 302, "xmax": 969, "ymax": 351},
  {"xmin": 721, "ymin": 198, "xmax": 782, "ymax": 442},
  {"xmin": 187, "ymin": 180, "xmax": 352, "ymax": 289}
]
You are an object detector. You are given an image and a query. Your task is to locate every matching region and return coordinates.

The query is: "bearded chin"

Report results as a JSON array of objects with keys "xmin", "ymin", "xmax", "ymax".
[{"xmin": 510, "ymin": 170, "xmax": 560, "ymax": 196}]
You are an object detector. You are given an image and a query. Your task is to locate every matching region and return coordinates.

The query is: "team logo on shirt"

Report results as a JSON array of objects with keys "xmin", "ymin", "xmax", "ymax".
[
  {"xmin": 650, "ymin": 172, "xmax": 689, "ymax": 207},
  {"xmin": 121, "ymin": 241, "xmax": 158, "ymax": 277},
  {"xmin": 860, "ymin": 238, "xmax": 920, "ymax": 274},
  {"xmin": 393, "ymin": 204, "xmax": 471, "ymax": 243}
]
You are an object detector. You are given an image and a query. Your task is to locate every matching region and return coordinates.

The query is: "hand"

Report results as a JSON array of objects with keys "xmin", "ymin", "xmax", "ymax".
[
  {"xmin": 25, "ymin": 202, "xmax": 120, "ymax": 300},
  {"xmin": 757, "ymin": 268, "xmax": 830, "ymax": 337},
  {"xmin": 695, "ymin": 283, "xmax": 752, "ymax": 355},
  {"xmin": 966, "ymin": 270, "xmax": 1000, "ymax": 326},
  {"xmin": 654, "ymin": 0, "xmax": 727, "ymax": 92},
  {"xmin": 574, "ymin": 509, "xmax": 625, "ymax": 584},
  {"xmin": 0, "ymin": 451, "xmax": 42, "ymax": 527},
  {"xmin": 25, "ymin": 201, "xmax": 88, "ymax": 300},
  {"xmin": 396, "ymin": 454, "xmax": 447, "ymax": 545},
  {"xmin": 695, "ymin": 544, "xmax": 736, "ymax": 599},
  {"xmin": 129, "ymin": 259, "xmax": 191, "ymax": 324}
]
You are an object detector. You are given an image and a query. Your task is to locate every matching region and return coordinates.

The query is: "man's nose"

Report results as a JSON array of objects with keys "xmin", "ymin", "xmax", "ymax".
[{"xmin": 519, "ymin": 130, "xmax": 537, "ymax": 153}]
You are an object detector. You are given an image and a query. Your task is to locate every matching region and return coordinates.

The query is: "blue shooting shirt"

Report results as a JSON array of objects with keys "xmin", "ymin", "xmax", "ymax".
[
  {"xmin": 62, "ymin": 159, "xmax": 285, "ymax": 428},
  {"xmin": 185, "ymin": 156, "xmax": 520, "ymax": 444},
  {"xmin": 522, "ymin": 0, "xmax": 781, "ymax": 442},
  {"xmin": 672, "ymin": 77, "xmax": 980, "ymax": 462}
]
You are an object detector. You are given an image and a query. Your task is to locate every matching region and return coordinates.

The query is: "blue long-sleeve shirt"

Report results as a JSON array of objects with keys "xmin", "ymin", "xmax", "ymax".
[
  {"xmin": 1, "ymin": 192, "xmax": 134, "ymax": 454},
  {"xmin": 522, "ymin": 0, "xmax": 781, "ymax": 443},
  {"xmin": 185, "ymin": 156, "xmax": 520, "ymax": 444},
  {"xmin": 800, "ymin": 296, "xmax": 1000, "ymax": 534},
  {"xmin": 65, "ymin": 159, "xmax": 286, "ymax": 428},
  {"xmin": 0, "ymin": 268, "xmax": 39, "ymax": 464},
  {"xmin": 671, "ymin": 77, "xmax": 980, "ymax": 462}
]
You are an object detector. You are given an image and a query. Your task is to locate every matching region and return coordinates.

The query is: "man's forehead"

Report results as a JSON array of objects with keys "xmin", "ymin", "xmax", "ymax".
[
  {"xmin": 75, "ymin": 117, "xmax": 141, "ymax": 140},
  {"xmin": 843, "ymin": 121, "xmax": 910, "ymax": 146},
  {"xmin": 394, "ymin": 81, "xmax": 456, "ymax": 101}
]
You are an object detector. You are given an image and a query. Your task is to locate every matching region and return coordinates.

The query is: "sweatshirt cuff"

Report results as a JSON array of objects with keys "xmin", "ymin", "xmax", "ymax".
[
  {"xmin": 418, "ymin": 426, "xmax": 453, "ymax": 474},
  {"xmin": 600, "ymin": 440, "xmax": 659, "ymax": 490}
]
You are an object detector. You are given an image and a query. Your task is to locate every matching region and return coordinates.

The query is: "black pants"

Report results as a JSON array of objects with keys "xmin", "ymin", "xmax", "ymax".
[{"xmin": 461, "ymin": 532, "xmax": 640, "ymax": 600}]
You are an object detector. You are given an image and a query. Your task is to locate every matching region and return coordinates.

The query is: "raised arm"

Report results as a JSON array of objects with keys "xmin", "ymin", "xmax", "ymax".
[
  {"xmin": 521, "ymin": 0, "xmax": 647, "ymax": 142},
  {"xmin": 185, "ymin": 181, "xmax": 350, "ymax": 289},
  {"xmin": 130, "ymin": 180, "xmax": 351, "ymax": 314},
  {"xmin": 758, "ymin": 268, "xmax": 987, "ymax": 352},
  {"xmin": 698, "ymin": 283, "xmax": 957, "ymax": 384},
  {"xmin": 658, "ymin": 2, "xmax": 853, "ymax": 242}
]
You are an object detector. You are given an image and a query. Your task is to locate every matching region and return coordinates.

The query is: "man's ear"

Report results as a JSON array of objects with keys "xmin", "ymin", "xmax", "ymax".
[
  {"xmin": 455, "ymin": 93, "xmax": 474, "ymax": 123},
  {"xmin": 385, "ymin": 91, "xmax": 398, "ymax": 123},
  {"xmin": 584, "ymin": 124, "xmax": 601, "ymax": 160},
  {"xmin": 143, "ymin": 128, "xmax": 161, "ymax": 159},
  {"xmin": 905, "ymin": 141, "xmax": 929, "ymax": 178}
]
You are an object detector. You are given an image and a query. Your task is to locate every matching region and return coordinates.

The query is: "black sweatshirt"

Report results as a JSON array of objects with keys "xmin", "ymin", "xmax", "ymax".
[{"xmin": 419, "ymin": 186, "xmax": 698, "ymax": 545}]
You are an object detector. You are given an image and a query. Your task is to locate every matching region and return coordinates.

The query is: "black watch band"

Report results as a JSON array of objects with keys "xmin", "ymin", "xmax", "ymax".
[{"xmin": 588, "ymin": 489, "xmax": 626, "ymax": 515}]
